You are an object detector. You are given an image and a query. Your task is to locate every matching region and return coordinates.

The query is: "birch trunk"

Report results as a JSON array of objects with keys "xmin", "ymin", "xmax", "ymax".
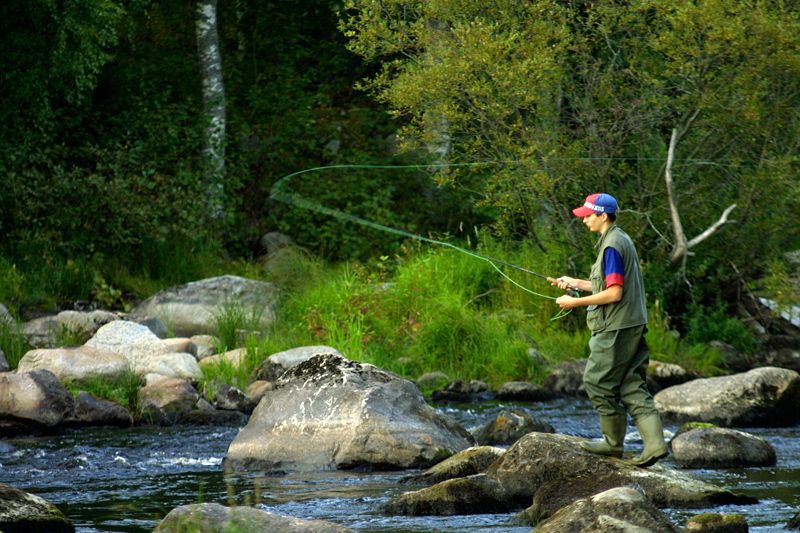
[{"xmin": 196, "ymin": 0, "xmax": 226, "ymax": 217}]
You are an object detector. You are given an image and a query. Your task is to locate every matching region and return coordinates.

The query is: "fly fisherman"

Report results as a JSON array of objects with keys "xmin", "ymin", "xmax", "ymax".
[{"xmin": 551, "ymin": 193, "xmax": 668, "ymax": 467}]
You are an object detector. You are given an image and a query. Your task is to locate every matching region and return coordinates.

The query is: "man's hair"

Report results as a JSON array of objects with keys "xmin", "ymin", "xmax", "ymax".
[{"xmin": 607, "ymin": 212, "xmax": 617, "ymax": 222}]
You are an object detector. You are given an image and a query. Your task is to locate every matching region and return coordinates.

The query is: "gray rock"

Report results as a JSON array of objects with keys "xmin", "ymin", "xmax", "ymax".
[
  {"xmin": 55, "ymin": 310, "xmax": 119, "ymax": 343},
  {"xmin": 86, "ymin": 320, "xmax": 169, "ymax": 364},
  {"xmin": 155, "ymin": 502, "xmax": 349, "ymax": 532},
  {"xmin": 543, "ymin": 359, "xmax": 587, "ymax": 396},
  {"xmin": 655, "ymin": 366, "xmax": 800, "ymax": 426},
  {"xmin": 259, "ymin": 231, "xmax": 294, "ymax": 256},
  {"xmin": 495, "ymin": 381, "xmax": 558, "ymax": 402},
  {"xmin": 134, "ymin": 316, "xmax": 169, "ymax": 338},
  {"xmin": 432, "ymin": 379, "xmax": 493, "ymax": 402},
  {"xmin": 473, "ymin": 409, "xmax": 554, "ymax": 446},
  {"xmin": 534, "ymin": 486, "xmax": 680, "ymax": 532},
  {"xmin": 647, "ymin": 359, "xmax": 697, "ymax": 390},
  {"xmin": 0, "ymin": 303, "xmax": 14, "ymax": 327},
  {"xmin": 66, "ymin": 392, "xmax": 133, "ymax": 427},
  {"xmin": 22, "ymin": 315, "xmax": 58, "ymax": 348},
  {"xmin": 225, "ymin": 353, "xmax": 474, "ymax": 472},
  {"xmin": 0, "ymin": 350, "xmax": 8, "ymax": 372},
  {"xmin": 251, "ymin": 345, "xmax": 342, "ymax": 382},
  {"xmin": 0, "ymin": 483, "xmax": 74, "ymax": 532},
  {"xmin": 17, "ymin": 346, "xmax": 130, "ymax": 383},
  {"xmin": 130, "ymin": 275, "xmax": 278, "ymax": 337},
  {"xmin": 686, "ymin": 512, "xmax": 749, "ymax": 532},
  {"xmin": 138, "ymin": 378, "xmax": 200, "ymax": 425},
  {"xmin": 416, "ymin": 371, "xmax": 450, "ymax": 390},
  {"xmin": 383, "ymin": 432, "xmax": 756, "ymax": 517},
  {"xmin": 671, "ymin": 427, "xmax": 776, "ymax": 468},
  {"xmin": 0, "ymin": 369, "xmax": 73, "ymax": 426},
  {"xmin": 403, "ymin": 446, "xmax": 505, "ymax": 485}
]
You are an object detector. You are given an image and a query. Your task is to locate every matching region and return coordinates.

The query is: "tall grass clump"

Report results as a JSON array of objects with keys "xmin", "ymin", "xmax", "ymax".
[
  {"xmin": 0, "ymin": 318, "xmax": 27, "ymax": 370},
  {"xmin": 67, "ymin": 371, "xmax": 144, "ymax": 412},
  {"xmin": 199, "ymin": 334, "xmax": 274, "ymax": 393},
  {"xmin": 212, "ymin": 300, "xmax": 267, "ymax": 352}
]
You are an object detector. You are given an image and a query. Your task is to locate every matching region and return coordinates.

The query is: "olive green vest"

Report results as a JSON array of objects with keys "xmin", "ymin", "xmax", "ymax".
[{"xmin": 586, "ymin": 224, "xmax": 648, "ymax": 333}]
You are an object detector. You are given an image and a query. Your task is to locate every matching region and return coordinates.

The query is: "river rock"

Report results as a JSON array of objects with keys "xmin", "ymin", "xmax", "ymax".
[
  {"xmin": 154, "ymin": 502, "xmax": 350, "ymax": 532},
  {"xmin": 135, "ymin": 352, "xmax": 202, "ymax": 381},
  {"xmin": 17, "ymin": 346, "xmax": 130, "ymax": 383},
  {"xmin": 671, "ymin": 427, "xmax": 776, "ymax": 468},
  {"xmin": 403, "ymin": 446, "xmax": 505, "ymax": 484},
  {"xmin": 416, "ymin": 371, "xmax": 450, "ymax": 390},
  {"xmin": 711, "ymin": 341, "xmax": 753, "ymax": 373},
  {"xmin": 190, "ymin": 334, "xmax": 218, "ymax": 359},
  {"xmin": 431, "ymin": 379, "xmax": 493, "ymax": 402},
  {"xmin": 22, "ymin": 315, "xmax": 58, "ymax": 348},
  {"xmin": 245, "ymin": 380, "xmax": 274, "ymax": 404},
  {"xmin": 473, "ymin": 408, "xmax": 554, "ymax": 445},
  {"xmin": 204, "ymin": 380, "xmax": 253, "ymax": 412},
  {"xmin": 655, "ymin": 366, "xmax": 800, "ymax": 426},
  {"xmin": 648, "ymin": 359, "xmax": 696, "ymax": 391},
  {"xmin": 686, "ymin": 512, "xmax": 749, "ymax": 532},
  {"xmin": 383, "ymin": 432, "xmax": 756, "ymax": 516},
  {"xmin": 495, "ymin": 381, "xmax": 558, "ymax": 402},
  {"xmin": 543, "ymin": 359, "xmax": 587, "ymax": 396},
  {"xmin": 162, "ymin": 337, "xmax": 196, "ymax": 356},
  {"xmin": 534, "ymin": 486, "xmax": 679, "ymax": 532},
  {"xmin": 85, "ymin": 320, "xmax": 169, "ymax": 363},
  {"xmin": 250, "ymin": 345, "xmax": 342, "ymax": 382},
  {"xmin": 383, "ymin": 474, "xmax": 510, "ymax": 515},
  {"xmin": 138, "ymin": 378, "xmax": 200, "ymax": 425},
  {"xmin": 66, "ymin": 391, "xmax": 133, "ymax": 427},
  {"xmin": 55, "ymin": 310, "xmax": 119, "ymax": 343},
  {"xmin": 0, "ymin": 483, "xmax": 74, "ymax": 533},
  {"xmin": 788, "ymin": 510, "xmax": 800, "ymax": 529},
  {"xmin": 0, "ymin": 303, "xmax": 13, "ymax": 325},
  {"xmin": 0, "ymin": 350, "xmax": 8, "ymax": 372},
  {"xmin": 199, "ymin": 347, "xmax": 248, "ymax": 370},
  {"xmin": 225, "ymin": 353, "xmax": 474, "ymax": 472},
  {"xmin": 0, "ymin": 369, "xmax": 73, "ymax": 426},
  {"xmin": 130, "ymin": 275, "xmax": 278, "ymax": 337}
]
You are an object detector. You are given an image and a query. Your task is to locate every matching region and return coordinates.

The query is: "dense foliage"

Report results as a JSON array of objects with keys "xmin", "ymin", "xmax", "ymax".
[{"xmin": 0, "ymin": 0, "xmax": 797, "ymax": 340}]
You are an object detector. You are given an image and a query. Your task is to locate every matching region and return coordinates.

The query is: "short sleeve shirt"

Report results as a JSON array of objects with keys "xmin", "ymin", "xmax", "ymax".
[{"xmin": 603, "ymin": 247, "xmax": 624, "ymax": 288}]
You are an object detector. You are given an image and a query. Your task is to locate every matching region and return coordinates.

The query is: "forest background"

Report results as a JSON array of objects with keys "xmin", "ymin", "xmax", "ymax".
[{"xmin": 1, "ymin": 0, "xmax": 798, "ymax": 387}]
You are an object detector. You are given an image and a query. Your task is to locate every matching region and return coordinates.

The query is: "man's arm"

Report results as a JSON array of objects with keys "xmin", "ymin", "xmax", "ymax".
[{"xmin": 555, "ymin": 285, "xmax": 622, "ymax": 309}]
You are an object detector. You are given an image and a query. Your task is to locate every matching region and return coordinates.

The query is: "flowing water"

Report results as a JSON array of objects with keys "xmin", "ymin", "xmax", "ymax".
[{"xmin": 1, "ymin": 397, "xmax": 798, "ymax": 532}]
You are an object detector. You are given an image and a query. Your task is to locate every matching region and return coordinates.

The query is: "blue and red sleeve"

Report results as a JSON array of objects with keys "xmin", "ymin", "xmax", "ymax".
[{"xmin": 603, "ymin": 247, "xmax": 625, "ymax": 288}]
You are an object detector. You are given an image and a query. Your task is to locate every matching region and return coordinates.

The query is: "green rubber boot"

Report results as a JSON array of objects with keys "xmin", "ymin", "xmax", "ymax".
[
  {"xmin": 628, "ymin": 413, "xmax": 669, "ymax": 467},
  {"xmin": 580, "ymin": 414, "xmax": 627, "ymax": 458}
]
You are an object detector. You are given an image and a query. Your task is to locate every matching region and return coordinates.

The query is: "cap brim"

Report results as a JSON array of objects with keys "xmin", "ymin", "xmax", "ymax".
[{"xmin": 572, "ymin": 206, "xmax": 595, "ymax": 217}]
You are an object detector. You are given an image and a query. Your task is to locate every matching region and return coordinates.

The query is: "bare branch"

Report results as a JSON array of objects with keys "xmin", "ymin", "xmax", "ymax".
[{"xmin": 686, "ymin": 203, "xmax": 737, "ymax": 249}]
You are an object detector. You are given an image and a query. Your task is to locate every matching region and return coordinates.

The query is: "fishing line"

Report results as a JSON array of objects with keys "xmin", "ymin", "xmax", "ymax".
[{"xmin": 269, "ymin": 161, "xmax": 578, "ymax": 318}]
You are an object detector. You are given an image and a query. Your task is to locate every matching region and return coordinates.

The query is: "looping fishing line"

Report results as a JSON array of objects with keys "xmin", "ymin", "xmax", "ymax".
[{"xmin": 269, "ymin": 161, "xmax": 576, "ymax": 320}]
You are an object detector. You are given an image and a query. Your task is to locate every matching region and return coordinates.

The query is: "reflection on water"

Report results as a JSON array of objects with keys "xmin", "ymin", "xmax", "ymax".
[{"xmin": 0, "ymin": 399, "xmax": 798, "ymax": 532}]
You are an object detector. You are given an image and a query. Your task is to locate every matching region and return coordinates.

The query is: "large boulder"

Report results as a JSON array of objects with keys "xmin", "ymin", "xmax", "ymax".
[
  {"xmin": 0, "ymin": 369, "xmax": 73, "ymax": 426},
  {"xmin": 130, "ymin": 275, "xmax": 278, "ymax": 337},
  {"xmin": 17, "ymin": 346, "xmax": 130, "ymax": 383},
  {"xmin": 225, "ymin": 353, "xmax": 474, "ymax": 472},
  {"xmin": 138, "ymin": 378, "xmax": 200, "ymax": 425},
  {"xmin": 154, "ymin": 502, "xmax": 349, "ymax": 532},
  {"xmin": 655, "ymin": 367, "xmax": 800, "ymax": 426},
  {"xmin": 534, "ymin": 486, "xmax": 680, "ymax": 532},
  {"xmin": 383, "ymin": 432, "xmax": 756, "ymax": 516},
  {"xmin": 671, "ymin": 427, "xmax": 776, "ymax": 469},
  {"xmin": 0, "ymin": 483, "xmax": 74, "ymax": 533}
]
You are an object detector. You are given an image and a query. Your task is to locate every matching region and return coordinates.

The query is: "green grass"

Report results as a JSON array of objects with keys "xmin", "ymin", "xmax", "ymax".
[
  {"xmin": 66, "ymin": 371, "xmax": 144, "ymax": 412},
  {"xmin": 0, "ymin": 318, "xmax": 27, "ymax": 370}
]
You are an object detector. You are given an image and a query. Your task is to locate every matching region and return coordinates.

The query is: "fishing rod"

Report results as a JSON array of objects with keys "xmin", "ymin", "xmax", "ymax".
[{"xmin": 269, "ymin": 163, "xmax": 582, "ymax": 304}]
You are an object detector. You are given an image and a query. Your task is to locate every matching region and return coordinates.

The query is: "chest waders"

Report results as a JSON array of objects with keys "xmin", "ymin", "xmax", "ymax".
[{"xmin": 578, "ymin": 226, "xmax": 668, "ymax": 467}]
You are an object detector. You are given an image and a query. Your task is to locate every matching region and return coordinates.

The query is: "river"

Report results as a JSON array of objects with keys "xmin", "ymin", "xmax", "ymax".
[{"xmin": 1, "ymin": 397, "xmax": 797, "ymax": 532}]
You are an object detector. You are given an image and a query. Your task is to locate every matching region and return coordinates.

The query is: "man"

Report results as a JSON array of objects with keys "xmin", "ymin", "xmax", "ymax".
[{"xmin": 551, "ymin": 192, "xmax": 668, "ymax": 467}]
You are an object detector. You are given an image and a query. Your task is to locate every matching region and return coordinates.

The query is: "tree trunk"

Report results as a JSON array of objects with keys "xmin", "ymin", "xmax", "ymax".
[{"xmin": 196, "ymin": 0, "xmax": 226, "ymax": 218}]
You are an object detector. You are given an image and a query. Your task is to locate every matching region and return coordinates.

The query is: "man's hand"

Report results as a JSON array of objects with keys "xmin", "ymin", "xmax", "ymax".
[
  {"xmin": 555, "ymin": 295, "xmax": 578, "ymax": 309},
  {"xmin": 548, "ymin": 276, "xmax": 577, "ymax": 291}
]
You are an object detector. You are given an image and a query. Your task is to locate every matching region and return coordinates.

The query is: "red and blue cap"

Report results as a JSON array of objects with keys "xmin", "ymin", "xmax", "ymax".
[{"xmin": 572, "ymin": 193, "xmax": 618, "ymax": 218}]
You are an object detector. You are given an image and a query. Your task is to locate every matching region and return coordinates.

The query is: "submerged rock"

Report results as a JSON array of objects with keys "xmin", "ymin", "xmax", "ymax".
[
  {"xmin": 384, "ymin": 432, "xmax": 756, "ymax": 517},
  {"xmin": 655, "ymin": 366, "xmax": 800, "ymax": 426},
  {"xmin": 154, "ymin": 502, "xmax": 349, "ymax": 532},
  {"xmin": 225, "ymin": 353, "xmax": 474, "ymax": 472},
  {"xmin": 686, "ymin": 512, "xmax": 749, "ymax": 532},
  {"xmin": 403, "ymin": 446, "xmax": 505, "ymax": 485},
  {"xmin": 535, "ymin": 486, "xmax": 680, "ymax": 532},
  {"xmin": 0, "ymin": 483, "xmax": 74, "ymax": 533}
]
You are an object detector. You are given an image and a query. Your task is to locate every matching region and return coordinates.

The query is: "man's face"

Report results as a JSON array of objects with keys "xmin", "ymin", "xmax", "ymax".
[{"xmin": 582, "ymin": 213, "xmax": 606, "ymax": 233}]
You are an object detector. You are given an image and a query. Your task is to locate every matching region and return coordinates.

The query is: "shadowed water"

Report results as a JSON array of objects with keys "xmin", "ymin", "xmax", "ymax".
[{"xmin": 0, "ymin": 397, "xmax": 797, "ymax": 532}]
